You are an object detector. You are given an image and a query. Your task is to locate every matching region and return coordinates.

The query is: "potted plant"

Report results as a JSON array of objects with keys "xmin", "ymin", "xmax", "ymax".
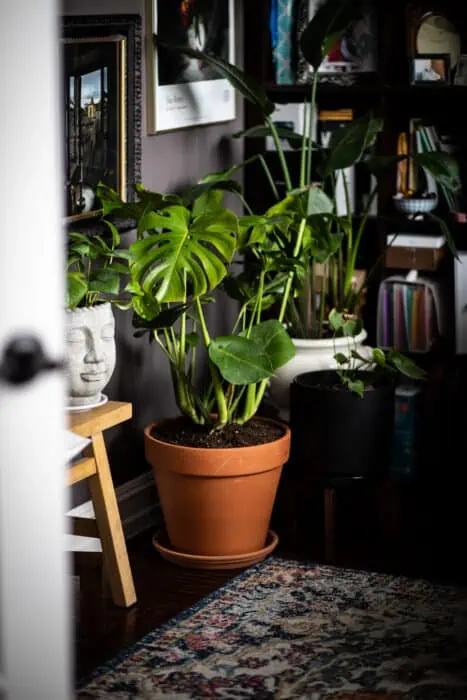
[
  {"xmin": 97, "ymin": 180, "xmax": 301, "ymax": 567},
  {"xmin": 158, "ymin": 1, "xmax": 461, "ymax": 419},
  {"xmin": 65, "ymin": 221, "xmax": 128, "ymax": 410},
  {"xmin": 289, "ymin": 308, "xmax": 427, "ymax": 480}
]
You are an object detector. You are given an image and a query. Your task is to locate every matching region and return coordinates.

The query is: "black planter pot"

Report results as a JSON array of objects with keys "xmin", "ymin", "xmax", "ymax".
[{"xmin": 290, "ymin": 370, "xmax": 396, "ymax": 482}]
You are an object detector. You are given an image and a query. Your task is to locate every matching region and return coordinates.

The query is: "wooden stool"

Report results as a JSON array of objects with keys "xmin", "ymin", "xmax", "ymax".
[{"xmin": 67, "ymin": 401, "xmax": 137, "ymax": 608}]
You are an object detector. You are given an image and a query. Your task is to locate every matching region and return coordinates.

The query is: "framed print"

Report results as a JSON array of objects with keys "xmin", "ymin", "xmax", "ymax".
[
  {"xmin": 63, "ymin": 36, "xmax": 126, "ymax": 221},
  {"xmin": 62, "ymin": 14, "xmax": 142, "ymax": 236},
  {"xmin": 147, "ymin": 0, "xmax": 236, "ymax": 133},
  {"xmin": 411, "ymin": 53, "xmax": 450, "ymax": 84}
]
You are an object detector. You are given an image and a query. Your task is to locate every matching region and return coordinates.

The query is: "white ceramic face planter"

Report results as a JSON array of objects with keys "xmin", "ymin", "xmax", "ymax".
[{"xmin": 65, "ymin": 302, "xmax": 116, "ymax": 407}]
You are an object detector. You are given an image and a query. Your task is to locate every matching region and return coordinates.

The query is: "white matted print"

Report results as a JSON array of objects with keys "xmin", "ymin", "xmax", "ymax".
[{"xmin": 147, "ymin": 0, "xmax": 236, "ymax": 133}]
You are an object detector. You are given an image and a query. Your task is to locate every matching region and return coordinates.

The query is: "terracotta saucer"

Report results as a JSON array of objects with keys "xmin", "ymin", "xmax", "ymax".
[{"xmin": 152, "ymin": 529, "xmax": 279, "ymax": 570}]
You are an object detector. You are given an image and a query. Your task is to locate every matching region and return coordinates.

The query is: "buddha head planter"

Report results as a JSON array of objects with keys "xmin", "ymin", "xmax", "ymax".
[{"xmin": 65, "ymin": 302, "xmax": 116, "ymax": 408}]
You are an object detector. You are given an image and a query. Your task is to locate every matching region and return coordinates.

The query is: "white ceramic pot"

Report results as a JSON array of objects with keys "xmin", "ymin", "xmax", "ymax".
[
  {"xmin": 269, "ymin": 330, "xmax": 368, "ymax": 420},
  {"xmin": 65, "ymin": 302, "xmax": 116, "ymax": 408}
]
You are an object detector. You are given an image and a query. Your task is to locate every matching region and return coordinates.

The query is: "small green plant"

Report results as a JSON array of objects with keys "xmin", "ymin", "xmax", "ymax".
[
  {"xmin": 328, "ymin": 308, "xmax": 427, "ymax": 397},
  {"xmin": 66, "ymin": 221, "xmax": 130, "ymax": 310}
]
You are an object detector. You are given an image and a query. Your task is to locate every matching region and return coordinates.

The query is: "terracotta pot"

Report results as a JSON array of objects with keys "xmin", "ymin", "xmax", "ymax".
[{"xmin": 144, "ymin": 417, "xmax": 290, "ymax": 557}]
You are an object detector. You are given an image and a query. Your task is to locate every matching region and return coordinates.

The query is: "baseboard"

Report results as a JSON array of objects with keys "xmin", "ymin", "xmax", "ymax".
[{"xmin": 66, "ymin": 471, "xmax": 162, "ymax": 552}]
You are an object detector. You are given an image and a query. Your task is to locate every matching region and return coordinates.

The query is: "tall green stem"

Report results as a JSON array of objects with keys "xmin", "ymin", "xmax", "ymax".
[
  {"xmin": 266, "ymin": 116, "xmax": 292, "ymax": 193},
  {"xmin": 195, "ymin": 297, "xmax": 228, "ymax": 428}
]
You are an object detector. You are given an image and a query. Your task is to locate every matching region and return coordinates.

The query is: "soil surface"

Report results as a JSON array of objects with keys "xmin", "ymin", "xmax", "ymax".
[{"xmin": 151, "ymin": 416, "xmax": 285, "ymax": 449}]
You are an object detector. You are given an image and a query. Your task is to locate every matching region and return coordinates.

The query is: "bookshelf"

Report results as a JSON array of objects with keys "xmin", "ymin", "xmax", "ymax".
[{"xmin": 243, "ymin": 0, "xmax": 467, "ymax": 568}]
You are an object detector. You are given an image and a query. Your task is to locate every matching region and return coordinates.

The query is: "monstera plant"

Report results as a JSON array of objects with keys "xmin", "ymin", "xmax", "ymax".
[{"xmin": 97, "ymin": 179, "xmax": 301, "ymax": 566}]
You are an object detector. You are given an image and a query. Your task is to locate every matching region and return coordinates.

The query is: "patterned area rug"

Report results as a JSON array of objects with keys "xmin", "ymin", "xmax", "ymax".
[{"xmin": 76, "ymin": 557, "xmax": 467, "ymax": 699}]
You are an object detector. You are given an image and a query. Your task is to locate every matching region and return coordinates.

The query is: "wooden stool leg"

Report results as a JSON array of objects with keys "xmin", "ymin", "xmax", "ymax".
[
  {"xmin": 324, "ymin": 486, "xmax": 336, "ymax": 563},
  {"xmin": 87, "ymin": 432, "xmax": 137, "ymax": 608}
]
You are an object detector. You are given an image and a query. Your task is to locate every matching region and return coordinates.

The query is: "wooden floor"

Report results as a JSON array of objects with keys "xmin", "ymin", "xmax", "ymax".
[{"xmin": 73, "ymin": 485, "xmax": 467, "ymax": 685}]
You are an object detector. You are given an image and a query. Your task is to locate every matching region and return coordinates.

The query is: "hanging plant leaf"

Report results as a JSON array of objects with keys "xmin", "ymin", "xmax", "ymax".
[
  {"xmin": 67, "ymin": 272, "xmax": 88, "ymax": 309},
  {"xmin": 325, "ymin": 114, "xmax": 383, "ymax": 175}
]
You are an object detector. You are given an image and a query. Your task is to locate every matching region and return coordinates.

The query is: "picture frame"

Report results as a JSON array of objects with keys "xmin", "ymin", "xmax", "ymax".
[
  {"xmin": 411, "ymin": 53, "xmax": 450, "ymax": 85},
  {"xmin": 61, "ymin": 15, "xmax": 142, "ymax": 236},
  {"xmin": 146, "ymin": 0, "xmax": 236, "ymax": 134},
  {"xmin": 63, "ymin": 35, "xmax": 126, "ymax": 222},
  {"xmin": 454, "ymin": 54, "xmax": 467, "ymax": 86}
]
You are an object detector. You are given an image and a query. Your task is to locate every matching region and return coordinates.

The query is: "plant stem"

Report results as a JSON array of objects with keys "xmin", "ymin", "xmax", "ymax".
[
  {"xmin": 306, "ymin": 70, "xmax": 319, "ymax": 187},
  {"xmin": 279, "ymin": 217, "xmax": 307, "ymax": 322},
  {"xmin": 195, "ymin": 297, "xmax": 228, "ymax": 428},
  {"xmin": 266, "ymin": 115, "xmax": 292, "ymax": 193}
]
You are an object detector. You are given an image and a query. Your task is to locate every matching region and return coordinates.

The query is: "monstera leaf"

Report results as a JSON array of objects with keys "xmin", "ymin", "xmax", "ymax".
[{"xmin": 129, "ymin": 205, "xmax": 237, "ymax": 303}]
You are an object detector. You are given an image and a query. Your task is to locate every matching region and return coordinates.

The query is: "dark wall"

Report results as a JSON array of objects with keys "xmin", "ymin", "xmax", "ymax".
[{"xmin": 63, "ymin": 0, "xmax": 244, "ymax": 489}]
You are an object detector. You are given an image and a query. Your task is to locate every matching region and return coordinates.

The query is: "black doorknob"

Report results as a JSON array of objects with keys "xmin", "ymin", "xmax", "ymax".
[{"xmin": 0, "ymin": 334, "xmax": 64, "ymax": 386}]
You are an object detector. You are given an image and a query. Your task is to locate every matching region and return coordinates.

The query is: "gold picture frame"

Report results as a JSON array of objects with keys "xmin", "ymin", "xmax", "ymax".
[{"xmin": 62, "ymin": 35, "xmax": 126, "ymax": 222}]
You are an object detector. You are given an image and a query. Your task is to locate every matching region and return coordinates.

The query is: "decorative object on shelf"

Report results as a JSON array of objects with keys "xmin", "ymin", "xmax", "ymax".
[
  {"xmin": 411, "ymin": 53, "xmax": 450, "ymax": 84},
  {"xmin": 415, "ymin": 12, "xmax": 461, "ymax": 69},
  {"xmin": 65, "ymin": 304, "xmax": 116, "ymax": 409},
  {"xmin": 65, "ymin": 200, "xmax": 129, "ymax": 409},
  {"xmin": 377, "ymin": 273, "xmax": 443, "ymax": 353},
  {"xmin": 62, "ymin": 15, "xmax": 142, "ymax": 235},
  {"xmin": 148, "ymin": 0, "xmax": 236, "ymax": 133},
  {"xmin": 453, "ymin": 54, "xmax": 467, "ymax": 86},
  {"xmin": 296, "ymin": 0, "xmax": 377, "ymax": 84},
  {"xmin": 270, "ymin": 0, "xmax": 295, "ymax": 85},
  {"xmin": 393, "ymin": 192, "xmax": 438, "ymax": 217}
]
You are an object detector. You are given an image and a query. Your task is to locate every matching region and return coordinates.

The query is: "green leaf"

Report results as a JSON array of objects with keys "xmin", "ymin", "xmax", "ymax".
[
  {"xmin": 299, "ymin": 0, "xmax": 364, "ymax": 70},
  {"xmin": 97, "ymin": 182, "xmax": 124, "ymax": 216},
  {"xmin": 372, "ymin": 348, "xmax": 386, "ymax": 367},
  {"xmin": 131, "ymin": 293, "xmax": 160, "ymax": 321},
  {"xmin": 103, "ymin": 219, "xmax": 120, "ymax": 248},
  {"xmin": 233, "ymin": 124, "xmax": 306, "ymax": 149},
  {"xmin": 248, "ymin": 320, "xmax": 295, "ymax": 370},
  {"xmin": 414, "ymin": 152, "xmax": 461, "ymax": 192},
  {"xmin": 388, "ymin": 351, "xmax": 427, "ymax": 380},
  {"xmin": 209, "ymin": 335, "xmax": 273, "ymax": 385},
  {"xmin": 130, "ymin": 205, "xmax": 237, "ymax": 303},
  {"xmin": 335, "ymin": 352, "xmax": 348, "ymax": 365},
  {"xmin": 88, "ymin": 269, "xmax": 120, "ymax": 295},
  {"xmin": 328, "ymin": 308, "xmax": 344, "ymax": 331},
  {"xmin": 67, "ymin": 272, "xmax": 88, "ymax": 309},
  {"xmin": 185, "ymin": 332, "xmax": 199, "ymax": 348},
  {"xmin": 306, "ymin": 186, "xmax": 334, "ymax": 215},
  {"xmin": 427, "ymin": 212, "xmax": 458, "ymax": 260},
  {"xmin": 182, "ymin": 179, "xmax": 242, "ymax": 208},
  {"xmin": 155, "ymin": 36, "xmax": 275, "ymax": 116},
  {"xmin": 325, "ymin": 114, "xmax": 383, "ymax": 175},
  {"xmin": 347, "ymin": 379, "xmax": 365, "ymax": 397},
  {"xmin": 132, "ymin": 303, "xmax": 189, "ymax": 329},
  {"xmin": 342, "ymin": 318, "xmax": 363, "ymax": 337}
]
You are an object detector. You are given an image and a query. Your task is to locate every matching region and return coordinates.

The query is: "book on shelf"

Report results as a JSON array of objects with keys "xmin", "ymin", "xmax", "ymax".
[{"xmin": 377, "ymin": 275, "xmax": 443, "ymax": 353}]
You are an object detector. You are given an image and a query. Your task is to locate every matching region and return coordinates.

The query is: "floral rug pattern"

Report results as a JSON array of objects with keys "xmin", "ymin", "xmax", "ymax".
[{"xmin": 77, "ymin": 557, "xmax": 467, "ymax": 699}]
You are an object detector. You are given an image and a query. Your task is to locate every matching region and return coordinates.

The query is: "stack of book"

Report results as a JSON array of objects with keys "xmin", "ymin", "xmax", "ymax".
[{"xmin": 377, "ymin": 276, "xmax": 442, "ymax": 352}]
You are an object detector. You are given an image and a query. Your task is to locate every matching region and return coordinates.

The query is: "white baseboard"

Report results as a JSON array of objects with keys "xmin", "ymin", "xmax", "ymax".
[{"xmin": 66, "ymin": 471, "xmax": 162, "ymax": 552}]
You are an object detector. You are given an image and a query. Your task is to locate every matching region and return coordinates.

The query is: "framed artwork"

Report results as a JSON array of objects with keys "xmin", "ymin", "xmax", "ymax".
[
  {"xmin": 62, "ymin": 15, "xmax": 142, "ymax": 235},
  {"xmin": 411, "ymin": 53, "xmax": 450, "ymax": 84},
  {"xmin": 63, "ymin": 36, "xmax": 126, "ymax": 221},
  {"xmin": 146, "ymin": 0, "xmax": 236, "ymax": 133}
]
